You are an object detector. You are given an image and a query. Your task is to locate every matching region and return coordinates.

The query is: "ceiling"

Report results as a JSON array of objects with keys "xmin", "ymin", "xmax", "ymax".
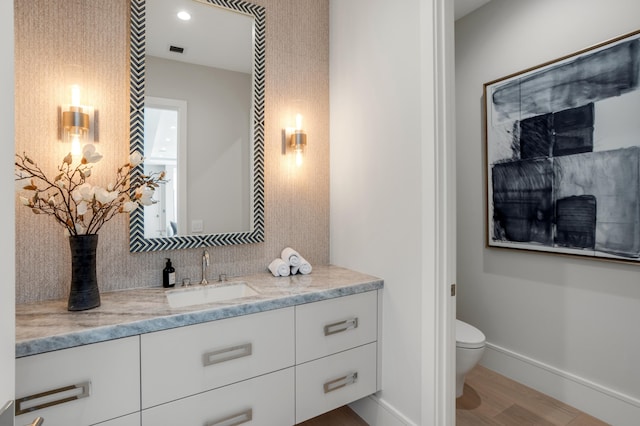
[
  {"xmin": 146, "ymin": 0, "xmax": 253, "ymax": 73},
  {"xmin": 455, "ymin": 0, "xmax": 491, "ymax": 20}
]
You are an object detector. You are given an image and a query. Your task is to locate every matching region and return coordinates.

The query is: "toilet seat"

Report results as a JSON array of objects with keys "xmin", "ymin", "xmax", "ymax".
[{"xmin": 456, "ymin": 319, "xmax": 485, "ymax": 349}]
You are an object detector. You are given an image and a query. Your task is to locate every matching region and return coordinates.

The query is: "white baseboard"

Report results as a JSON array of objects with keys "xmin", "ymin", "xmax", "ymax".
[
  {"xmin": 481, "ymin": 342, "xmax": 640, "ymax": 426},
  {"xmin": 349, "ymin": 393, "xmax": 416, "ymax": 426}
]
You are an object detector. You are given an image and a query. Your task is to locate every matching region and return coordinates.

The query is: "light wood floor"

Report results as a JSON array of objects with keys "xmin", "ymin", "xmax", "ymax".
[
  {"xmin": 457, "ymin": 365, "xmax": 609, "ymax": 426},
  {"xmin": 296, "ymin": 365, "xmax": 609, "ymax": 425}
]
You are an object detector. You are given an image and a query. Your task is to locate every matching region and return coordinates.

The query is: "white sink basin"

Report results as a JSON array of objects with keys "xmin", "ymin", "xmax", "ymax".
[{"xmin": 165, "ymin": 282, "xmax": 258, "ymax": 308}]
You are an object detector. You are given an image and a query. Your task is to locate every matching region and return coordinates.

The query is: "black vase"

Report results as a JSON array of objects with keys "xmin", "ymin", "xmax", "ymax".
[{"xmin": 68, "ymin": 234, "xmax": 101, "ymax": 311}]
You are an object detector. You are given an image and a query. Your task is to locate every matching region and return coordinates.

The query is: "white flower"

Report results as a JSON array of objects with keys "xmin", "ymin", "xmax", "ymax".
[
  {"xmin": 82, "ymin": 144, "xmax": 103, "ymax": 164},
  {"xmin": 135, "ymin": 184, "xmax": 155, "ymax": 206},
  {"xmin": 19, "ymin": 196, "xmax": 31, "ymax": 206},
  {"xmin": 73, "ymin": 183, "xmax": 96, "ymax": 203},
  {"xmin": 77, "ymin": 201, "xmax": 88, "ymax": 215},
  {"xmin": 121, "ymin": 200, "xmax": 138, "ymax": 212},
  {"xmin": 129, "ymin": 151, "xmax": 143, "ymax": 167},
  {"xmin": 94, "ymin": 187, "xmax": 118, "ymax": 204}
]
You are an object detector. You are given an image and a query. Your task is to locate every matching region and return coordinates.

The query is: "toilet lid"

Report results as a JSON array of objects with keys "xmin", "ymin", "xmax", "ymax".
[{"xmin": 456, "ymin": 320, "xmax": 485, "ymax": 349}]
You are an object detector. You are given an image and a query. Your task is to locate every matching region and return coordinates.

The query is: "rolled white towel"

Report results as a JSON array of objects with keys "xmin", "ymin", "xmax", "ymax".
[
  {"xmin": 281, "ymin": 247, "xmax": 301, "ymax": 267},
  {"xmin": 291, "ymin": 256, "xmax": 312, "ymax": 275},
  {"xmin": 268, "ymin": 258, "xmax": 290, "ymax": 277}
]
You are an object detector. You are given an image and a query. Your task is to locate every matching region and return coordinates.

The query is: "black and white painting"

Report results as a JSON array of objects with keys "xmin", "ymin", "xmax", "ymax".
[{"xmin": 484, "ymin": 29, "xmax": 640, "ymax": 261}]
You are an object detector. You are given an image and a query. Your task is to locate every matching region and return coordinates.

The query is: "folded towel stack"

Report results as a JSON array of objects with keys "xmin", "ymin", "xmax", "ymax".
[{"xmin": 268, "ymin": 247, "xmax": 313, "ymax": 277}]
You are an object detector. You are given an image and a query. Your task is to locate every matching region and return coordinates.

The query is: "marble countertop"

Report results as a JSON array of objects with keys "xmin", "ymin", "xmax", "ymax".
[{"xmin": 16, "ymin": 265, "xmax": 383, "ymax": 358}]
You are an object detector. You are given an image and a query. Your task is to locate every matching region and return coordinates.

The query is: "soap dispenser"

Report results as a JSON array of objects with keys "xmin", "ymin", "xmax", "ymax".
[{"xmin": 163, "ymin": 258, "xmax": 176, "ymax": 288}]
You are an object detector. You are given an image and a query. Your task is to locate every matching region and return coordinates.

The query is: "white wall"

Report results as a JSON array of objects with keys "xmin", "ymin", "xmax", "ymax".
[
  {"xmin": 1, "ymin": 0, "xmax": 15, "ymax": 407},
  {"xmin": 330, "ymin": 0, "xmax": 455, "ymax": 424},
  {"xmin": 456, "ymin": 1, "xmax": 640, "ymax": 424}
]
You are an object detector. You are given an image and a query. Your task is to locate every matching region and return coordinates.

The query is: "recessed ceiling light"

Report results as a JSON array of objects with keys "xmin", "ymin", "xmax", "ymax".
[{"xmin": 177, "ymin": 11, "xmax": 191, "ymax": 21}]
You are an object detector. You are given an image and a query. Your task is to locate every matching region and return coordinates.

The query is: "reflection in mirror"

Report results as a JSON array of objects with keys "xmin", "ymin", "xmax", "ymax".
[
  {"xmin": 143, "ymin": 96, "xmax": 184, "ymax": 238},
  {"xmin": 129, "ymin": 0, "xmax": 265, "ymax": 252}
]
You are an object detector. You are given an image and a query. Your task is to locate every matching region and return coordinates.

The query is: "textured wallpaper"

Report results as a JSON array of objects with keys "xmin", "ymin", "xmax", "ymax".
[{"xmin": 15, "ymin": 0, "xmax": 330, "ymax": 303}]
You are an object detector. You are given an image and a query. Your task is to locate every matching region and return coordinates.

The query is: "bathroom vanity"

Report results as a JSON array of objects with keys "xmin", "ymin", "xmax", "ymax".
[{"xmin": 15, "ymin": 266, "xmax": 383, "ymax": 425}]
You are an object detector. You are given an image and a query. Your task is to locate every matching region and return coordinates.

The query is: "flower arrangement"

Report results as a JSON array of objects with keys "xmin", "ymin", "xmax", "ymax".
[{"xmin": 15, "ymin": 144, "xmax": 165, "ymax": 236}]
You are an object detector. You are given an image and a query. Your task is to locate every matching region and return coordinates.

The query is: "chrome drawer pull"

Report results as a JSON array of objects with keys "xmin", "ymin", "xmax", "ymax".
[
  {"xmin": 205, "ymin": 408, "xmax": 253, "ymax": 426},
  {"xmin": 30, "ymin": 417, "xmax": 44, "ymax": 426},
  {"xmin": 323, "ymin": 372, "xmax": 358, "ymax": 394},
  {"xmin": 15, "ymin": 381, "xmax": 91, "ymax": 415},
  {"xmin": 324, "ymin": 318, "xmax": 358, "ymax": 336},
  {"xmin": 203, "ymin": 343, "xmax": 252, "ymax": 367}
]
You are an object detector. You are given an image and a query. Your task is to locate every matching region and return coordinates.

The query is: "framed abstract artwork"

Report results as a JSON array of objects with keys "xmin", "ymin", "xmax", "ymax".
[{"xmin": 484, "ymin": 29, "xmax": 640, "ymax": 262}]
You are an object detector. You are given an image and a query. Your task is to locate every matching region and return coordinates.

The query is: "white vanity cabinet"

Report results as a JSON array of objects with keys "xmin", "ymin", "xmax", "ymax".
[
  {"xmin": 140, "ymin": 307, "xmax": 295, "ymax": 409},
  {"xmin": 15, "ymin": 336, "xmax": 140, "ymax": 426},
  {"xmin": 294, "ymin": 290, "xmax": 379, "ymax": 423},
  {"xmin": 15, "ymin": 285, "xmax": 382, "ymax": 426}
]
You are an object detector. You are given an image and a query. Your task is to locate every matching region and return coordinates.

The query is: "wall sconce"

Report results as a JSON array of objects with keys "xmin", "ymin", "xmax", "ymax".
[
  {"xmin": 284, "ymin": 113, "xmax": 307, "ymax": 167},
  {"xmin": 60, "ymin": 84, "xmax": 94, "ymax": 156}
]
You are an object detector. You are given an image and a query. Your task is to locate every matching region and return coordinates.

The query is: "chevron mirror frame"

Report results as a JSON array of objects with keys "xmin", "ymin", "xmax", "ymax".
[{"xmin": 129, "ymin": 0, "xmax": 265, "ymax": 252}]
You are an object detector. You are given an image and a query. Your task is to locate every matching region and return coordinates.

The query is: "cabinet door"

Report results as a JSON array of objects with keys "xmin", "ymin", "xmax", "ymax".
[
  {"xmin": 142, "ymin": 368, "xmax": 294, "ymax": 426},
  {"xmin": 296, "ymin": 291, "xmax": 377, "ymax": 364},
  {"xmin": 296, "ymin": 342, "xmax": 377, "ymax": 424},
  {"xmin": 141, "ymin": 307, "xmax": 294, "ymax": 408},
  {"xmin": 93, "ymin": 412, "xmax": 140, "ymax": 426},
  {"xmin": 15, "ymin": 336, "xmax": 140, "ymax": 426}
]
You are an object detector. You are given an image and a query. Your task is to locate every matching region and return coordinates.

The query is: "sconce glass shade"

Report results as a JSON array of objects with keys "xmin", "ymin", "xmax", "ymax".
[
  {"xmin": 291, "ymin": 131, "xmax": 307, "ymax": 166},
  {"xmin": 62, "ymin": 106, "xmax": 90, "ymax": 154},
  {"xmin": 62, "ymin": 107, "xmax": 89, "ymax": 140},
  {"xmin": 290, "ymin": 131, "xmax": 307, "ymax": 150}
]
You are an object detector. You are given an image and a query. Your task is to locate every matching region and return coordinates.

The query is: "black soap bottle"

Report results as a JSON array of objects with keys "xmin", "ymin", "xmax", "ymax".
[{"xmin": 163, "ymin": 258, "xmax": 176, "ymax": 288}]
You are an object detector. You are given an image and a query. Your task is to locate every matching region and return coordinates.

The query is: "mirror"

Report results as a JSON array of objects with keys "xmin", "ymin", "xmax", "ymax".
[{"xmin": 129, "ymin": 0, "xmax": 265, "ymax": 252}]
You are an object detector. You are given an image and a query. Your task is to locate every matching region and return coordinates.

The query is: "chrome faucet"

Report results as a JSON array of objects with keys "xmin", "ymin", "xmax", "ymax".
[{"xmin": 201, "ymin": 250, "xmax": 210, "ymax": 285}]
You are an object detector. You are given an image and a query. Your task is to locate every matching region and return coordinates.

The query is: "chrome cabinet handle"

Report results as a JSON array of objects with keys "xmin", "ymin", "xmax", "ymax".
[
  {"xmin": 30, "ymin": 417, "xmax": 44, "ymax": 426},
  {"xmin": 324, "ymin": 318, "xmax": 358, "ymax": 336},
  {"xmin": 202, "ymin": 343, "xmax": 252, "ymax": 367},
  {"xmin": 323, "ymin": 372, "xmax": 358, "ymax": 394},
  {"xmin": 15, "ymin": 381, "xmax": 90, "ymax": 415},
  {"xmin": 205, "ymin": 408, "xmax": 252, "ymax": 426}
]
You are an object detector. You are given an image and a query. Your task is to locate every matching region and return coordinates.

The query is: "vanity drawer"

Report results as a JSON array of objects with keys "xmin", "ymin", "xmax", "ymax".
[
  {"xmin": 97, "ymin": 412, "xmax": 141, "ymax": 426},
  {"xmin": 141, "ymin": 367, "xmax": 294, "ymax": 426},
  {"xmin": 141, "ymin": 307, "xmax": 295, "ymax": 408},
  {"xmin": 295, "ymin": 290, "xmax": 377, "ymax": 364},
  {"xmin": 15, "ymin": 336, "xmax": 140, "ymax": 426},
  {"xmin": 295, "ymin": 342, "xmax": 377, "ymax": 423}
]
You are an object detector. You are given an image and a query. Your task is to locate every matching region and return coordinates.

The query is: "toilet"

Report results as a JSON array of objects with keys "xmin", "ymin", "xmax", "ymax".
[{"xmin": 456, "ymin": 319, "xmax": 486, "ymax": 397}]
